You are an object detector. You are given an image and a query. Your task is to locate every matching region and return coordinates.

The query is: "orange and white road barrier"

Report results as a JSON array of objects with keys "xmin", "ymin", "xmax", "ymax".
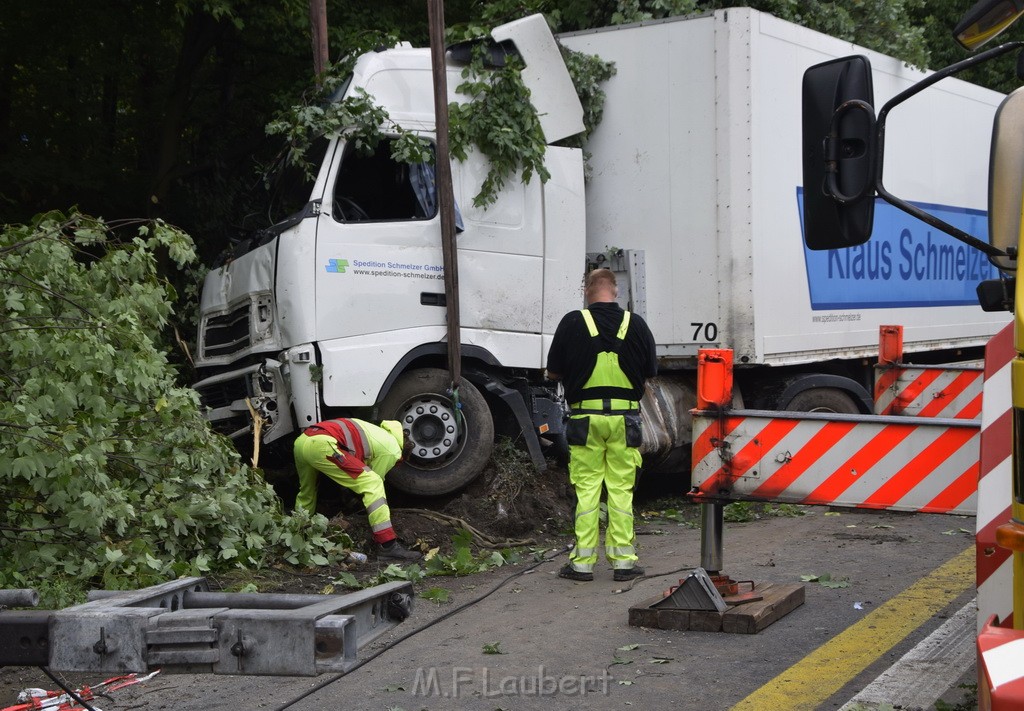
[
  {"xmin": 690, "ymin": 407, "xmax": 978, "ymax": 514},
  {"xmin": 690, "ymin": 330, "xmax": 981, "ymax": 515},
  {"xmin": 977, "ymin": 613, "xmax": 1024, "ymax": 710},
  {"xmin": 974, "ymin": 324, "xmax": 1024, "ymax": 709},
  {"xmin": 977, "ymin": 323, "xmax": 1014, "ymax": 629},
  {"xmin": 874, "ymin": 326, "xmax": 983, "ymax": 419}
]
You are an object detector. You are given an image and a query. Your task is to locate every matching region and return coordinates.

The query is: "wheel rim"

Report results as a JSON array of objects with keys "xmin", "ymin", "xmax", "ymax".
[{"xmin": 395, "ymin": 393, "xmax": 464, "ymax": 468}]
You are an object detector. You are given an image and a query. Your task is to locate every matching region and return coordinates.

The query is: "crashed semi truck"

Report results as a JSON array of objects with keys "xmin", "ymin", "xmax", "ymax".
[{"xmin": 193, "ymin": 8, "xmax": 1009, "ymax": 496}]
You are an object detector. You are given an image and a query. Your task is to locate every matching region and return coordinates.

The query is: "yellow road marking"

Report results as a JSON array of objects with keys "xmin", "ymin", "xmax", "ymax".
[{"xmin": 731, "ymin": 546, "xmax": 975, "ymax": 711}]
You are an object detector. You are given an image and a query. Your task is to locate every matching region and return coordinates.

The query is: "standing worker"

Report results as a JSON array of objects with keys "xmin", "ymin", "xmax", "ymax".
[
  {"xmin": 547, "ymin": 268, "xmax": 657, "ymax": 581},
  {"xmin": 294, "ymin": 418, "xmax": 422, "ymax": 561}
]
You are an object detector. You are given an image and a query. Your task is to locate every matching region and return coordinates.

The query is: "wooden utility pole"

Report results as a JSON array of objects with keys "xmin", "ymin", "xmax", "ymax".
[
  {"xmin": 427, "ymin": 0, "xmax": 462, "ymax": 391},
  {"xmin": 309, "ymin": 0, "xmax": 329, "ymax": 80}
]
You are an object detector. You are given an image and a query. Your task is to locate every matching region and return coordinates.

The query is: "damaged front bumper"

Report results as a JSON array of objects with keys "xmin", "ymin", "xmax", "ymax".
[{"xmin": 193, "ymin": 359, "xmax": 295, "ymax": 443}]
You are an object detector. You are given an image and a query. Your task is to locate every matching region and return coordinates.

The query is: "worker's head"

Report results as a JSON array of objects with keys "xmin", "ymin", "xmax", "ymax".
[
  {"xmin": 585, "ymin": 268, "xmax": 618, "ymax": 304},
  {"xmin": 380, "ymin": 420, "xmax": 414, "ymax": 460}
]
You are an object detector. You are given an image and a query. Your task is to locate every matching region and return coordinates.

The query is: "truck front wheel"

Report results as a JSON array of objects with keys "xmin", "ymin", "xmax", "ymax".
[
  {"xmin": 785, "ymin": 387, "xmax": 860, "ymax": 414},
  {"xmin": 380, "ymin": 368, "xmax": 495, "ymax": 496}
]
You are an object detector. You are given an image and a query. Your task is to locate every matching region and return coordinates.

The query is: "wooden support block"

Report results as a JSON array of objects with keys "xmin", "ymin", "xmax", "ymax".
[
  {"xmin": 722, "ymin": 583, "xmax": 805, "ymax": 635},
  {"xmin": 656, "ymin": 608, "xmax": 691, "ymax": 631},
  {"xmin": 689, "ymin": 610, "xmax": 724, "ymax": 632},
  {"xmin": 628, "ymin": 603, "xmax": 660, "ymax": 628},
  {"xmin": 628, "ymin": 583, "xmax": 804, "ymax": 634}
]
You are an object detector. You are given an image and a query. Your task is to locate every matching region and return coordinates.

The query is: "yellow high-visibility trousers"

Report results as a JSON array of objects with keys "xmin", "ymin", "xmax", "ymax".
[
  {"xmin": 293, "ymin": 433, "xmax": 395, "ymax": 542},
  {"xmin": 567, "ymin": 414, "xmax": 641, "ymax": 572}
]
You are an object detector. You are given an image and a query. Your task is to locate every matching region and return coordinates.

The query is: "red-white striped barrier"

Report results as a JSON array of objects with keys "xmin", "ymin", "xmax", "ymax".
[
  {"xmin": 873, "ymin": 324, "xmax": 984, "ymax": 419},
  {"xmin": 690, "ymin": 328, "xmax": 982, "ymax": 514},
  {"xmin": 977, "ymin": 614, "xmax": 1024, "ymax": 710},
  {"xmin": 977, "ymin": 323, "xmax": 1014, "ymax": 629},
  {"xmin": 690, "ymin": 408, "xmax": 978, "ymax": 514},
  {"xmin": 874, "ymin": 364, "xmax": 983, "ymax": 419}
]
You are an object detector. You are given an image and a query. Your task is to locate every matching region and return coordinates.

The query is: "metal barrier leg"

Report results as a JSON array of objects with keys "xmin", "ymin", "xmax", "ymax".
[{"xmin": 700, "ymin": 502, "xmax": 723, "ymax": 574}]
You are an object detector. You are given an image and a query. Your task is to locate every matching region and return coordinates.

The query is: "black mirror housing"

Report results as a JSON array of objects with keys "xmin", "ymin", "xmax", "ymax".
[
  {"xmin": 802, "ymin": 56, "xmax": 877, "ymax": 250},
  {"xmin": 976, "ymin": 277, "xmax": 1016, "ymax": 311}
]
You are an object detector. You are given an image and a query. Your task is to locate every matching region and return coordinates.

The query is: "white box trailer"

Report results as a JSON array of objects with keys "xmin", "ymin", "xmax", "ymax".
[
  {"xmin": 560, "ymin": 9, "xmax": 1008, "ymax": 369},
  {"xmin": 193, "ymin": 9, "xmax": 1010, "ymax": 496}
]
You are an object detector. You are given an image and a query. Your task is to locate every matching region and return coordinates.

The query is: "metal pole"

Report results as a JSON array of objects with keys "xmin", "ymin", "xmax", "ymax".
[
  {"xmin": 427, "ymin": 0, "xmax": 461, "ymax": 390},
  {"xmin": 700, "ymin": 502, "xmax": 723, "ymax": 574},
  {"xmin": 309, "ymin": 0, "xmax": 329, "ymax": 81},
  {"xmin": 0, "ymin": 589, "xmax": 39, "ymax": 607}
]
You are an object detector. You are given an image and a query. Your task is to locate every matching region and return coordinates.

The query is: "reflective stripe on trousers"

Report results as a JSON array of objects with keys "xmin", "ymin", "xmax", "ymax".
[{"xmin": 567, "ymin": 413, "xmax": 641, "ymax": 571}]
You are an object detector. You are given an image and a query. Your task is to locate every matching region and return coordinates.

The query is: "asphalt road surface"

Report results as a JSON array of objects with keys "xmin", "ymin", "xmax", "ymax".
[{"xmin": 1, "ymin": 507, "xmax": 980, "ymax": 711}]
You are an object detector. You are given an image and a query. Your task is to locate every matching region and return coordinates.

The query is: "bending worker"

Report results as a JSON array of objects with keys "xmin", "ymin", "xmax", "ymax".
[
  {"xmin": 547, "ymin": 268, "xmax": 657, "ymax": 582},
  {"xmin": 294, "ymin": 417, "xmax": 422, "ymax": 561}
]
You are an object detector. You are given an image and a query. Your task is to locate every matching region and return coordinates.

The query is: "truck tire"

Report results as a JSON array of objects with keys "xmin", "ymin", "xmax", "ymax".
[
  {"xmin": 785, "ymin": 387, "xmax": 860, "ymax": 414},
  {"xmin": 380, "ymin": 368, "xmax": 495, "ymax": 496}
]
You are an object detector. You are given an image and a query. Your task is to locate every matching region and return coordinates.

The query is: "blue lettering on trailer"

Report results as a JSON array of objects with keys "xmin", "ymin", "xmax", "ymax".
[{"xmin": 796, "ymin": 188, "xmax": 996, "ymax": 309}]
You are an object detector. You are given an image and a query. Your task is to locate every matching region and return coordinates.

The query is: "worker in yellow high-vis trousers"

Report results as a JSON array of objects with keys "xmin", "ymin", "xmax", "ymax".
[
  {"xmin": 294, "ymin": 417, "xmax": 422, "ymax": 561},
  {"xmin": 546, "ymin": 268, "xmax": 657, "ymax": 582}
]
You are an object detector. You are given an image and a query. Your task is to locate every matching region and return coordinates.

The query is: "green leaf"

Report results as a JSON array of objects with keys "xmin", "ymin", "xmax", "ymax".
[
  {"xmin": 482, "ymin": 642, "xmax": 503, "ymax": 655},
  {"xmin": 332, "ymin": 572, "xmax": 360, "ymax": 589},
  {"xmin": 5, "ymin": 291, "xmax": 25, "ymax": 311},
  {"xmin": 821, "ymin": 579, "xmax": 850, "ymax": 589},
  {"xmin": 420, "ymin": 587, "xmax": 451, "ymax": 604}
]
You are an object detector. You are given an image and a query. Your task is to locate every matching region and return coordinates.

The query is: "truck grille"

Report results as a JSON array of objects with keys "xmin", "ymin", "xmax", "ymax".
[
  {"xmin": 202, "ymin": 304, "xmax": 251, "ymax": 359},
  {"xmin": 196, "ymin": 376, "xmax": 251, "ymax": 411}
]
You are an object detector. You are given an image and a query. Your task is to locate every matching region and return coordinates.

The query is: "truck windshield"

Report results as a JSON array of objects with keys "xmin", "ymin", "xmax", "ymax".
[{"xmin": 265, "ymin": 135, "xmax": 330, "ymax": 226}]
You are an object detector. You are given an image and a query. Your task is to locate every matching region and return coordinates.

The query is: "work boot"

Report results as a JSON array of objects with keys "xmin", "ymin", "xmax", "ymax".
[
  {"xmin": 377, "ymin": 540, "xmax": 422, "ymax": 562},
  {"xmin": 613, "ymin": 566, "xmax": 645, "ymax": 582},
  {"xmin": 558, "ymin": 563, "xmax": 594, "ymax": 582}
]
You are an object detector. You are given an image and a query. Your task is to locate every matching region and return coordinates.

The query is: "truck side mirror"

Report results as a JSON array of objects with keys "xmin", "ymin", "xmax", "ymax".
[
  {"xmin": 801, "ymin": 56, "xmax": 877, "ymax": 250},
  {"xmin": 988, "ymin": 86, "xmax": 1024, "ymax": 272},
  {"xmin": 954, "ymin": 0, "xmax": 1024, "ymax": 50}
]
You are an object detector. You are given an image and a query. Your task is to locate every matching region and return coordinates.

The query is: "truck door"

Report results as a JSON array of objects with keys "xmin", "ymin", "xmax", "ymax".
[{"xmin": 314, "ymin": 136, "xmax": 545, "ymax": 354}]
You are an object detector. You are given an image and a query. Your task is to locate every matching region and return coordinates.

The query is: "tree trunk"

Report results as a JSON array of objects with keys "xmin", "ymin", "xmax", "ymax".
[{"xmin": 147, "ymin": 11, "xmax": 225, "ymax": 217}]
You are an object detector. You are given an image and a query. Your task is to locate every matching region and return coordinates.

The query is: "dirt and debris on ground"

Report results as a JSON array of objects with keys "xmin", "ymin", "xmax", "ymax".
[
  {"xmin": 228, "ymin": 448, "xmax": 585, "ymax": 595},
  {"xmin": 214, "ymin": 447, "xmax": 700, "ymax": 596}
]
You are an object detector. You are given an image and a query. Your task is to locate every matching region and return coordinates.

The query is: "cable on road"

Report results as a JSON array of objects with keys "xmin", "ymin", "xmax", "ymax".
[{"xmin": 611, "ymin": 565, "xmax": 697, "ymax": 593}]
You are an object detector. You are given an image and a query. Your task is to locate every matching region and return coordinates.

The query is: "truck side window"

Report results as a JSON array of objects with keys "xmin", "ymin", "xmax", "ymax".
[{"xmin": 333, "ymin": 138, "xmax": 436, "ymax": 223}]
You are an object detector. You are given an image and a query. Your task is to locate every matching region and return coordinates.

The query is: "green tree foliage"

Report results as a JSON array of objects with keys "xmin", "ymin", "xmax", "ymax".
[
  {"xmin": 0, "ymin": 212, "xmax": 341, "ymax": 605},
  {"xmin": 0, "ymin": 0, "xmax": 1003, "ymax": 265},
  {"xmin": 448, "ymin": 50, "xmax": 552, "ymax": 208},
  {"xmin": 473, "ymin": 0, "xmax": 937, "ymax": 68},
  {"xmin": 908, "ymin": 0, "xmax": 1024, "ymax": 94}
]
